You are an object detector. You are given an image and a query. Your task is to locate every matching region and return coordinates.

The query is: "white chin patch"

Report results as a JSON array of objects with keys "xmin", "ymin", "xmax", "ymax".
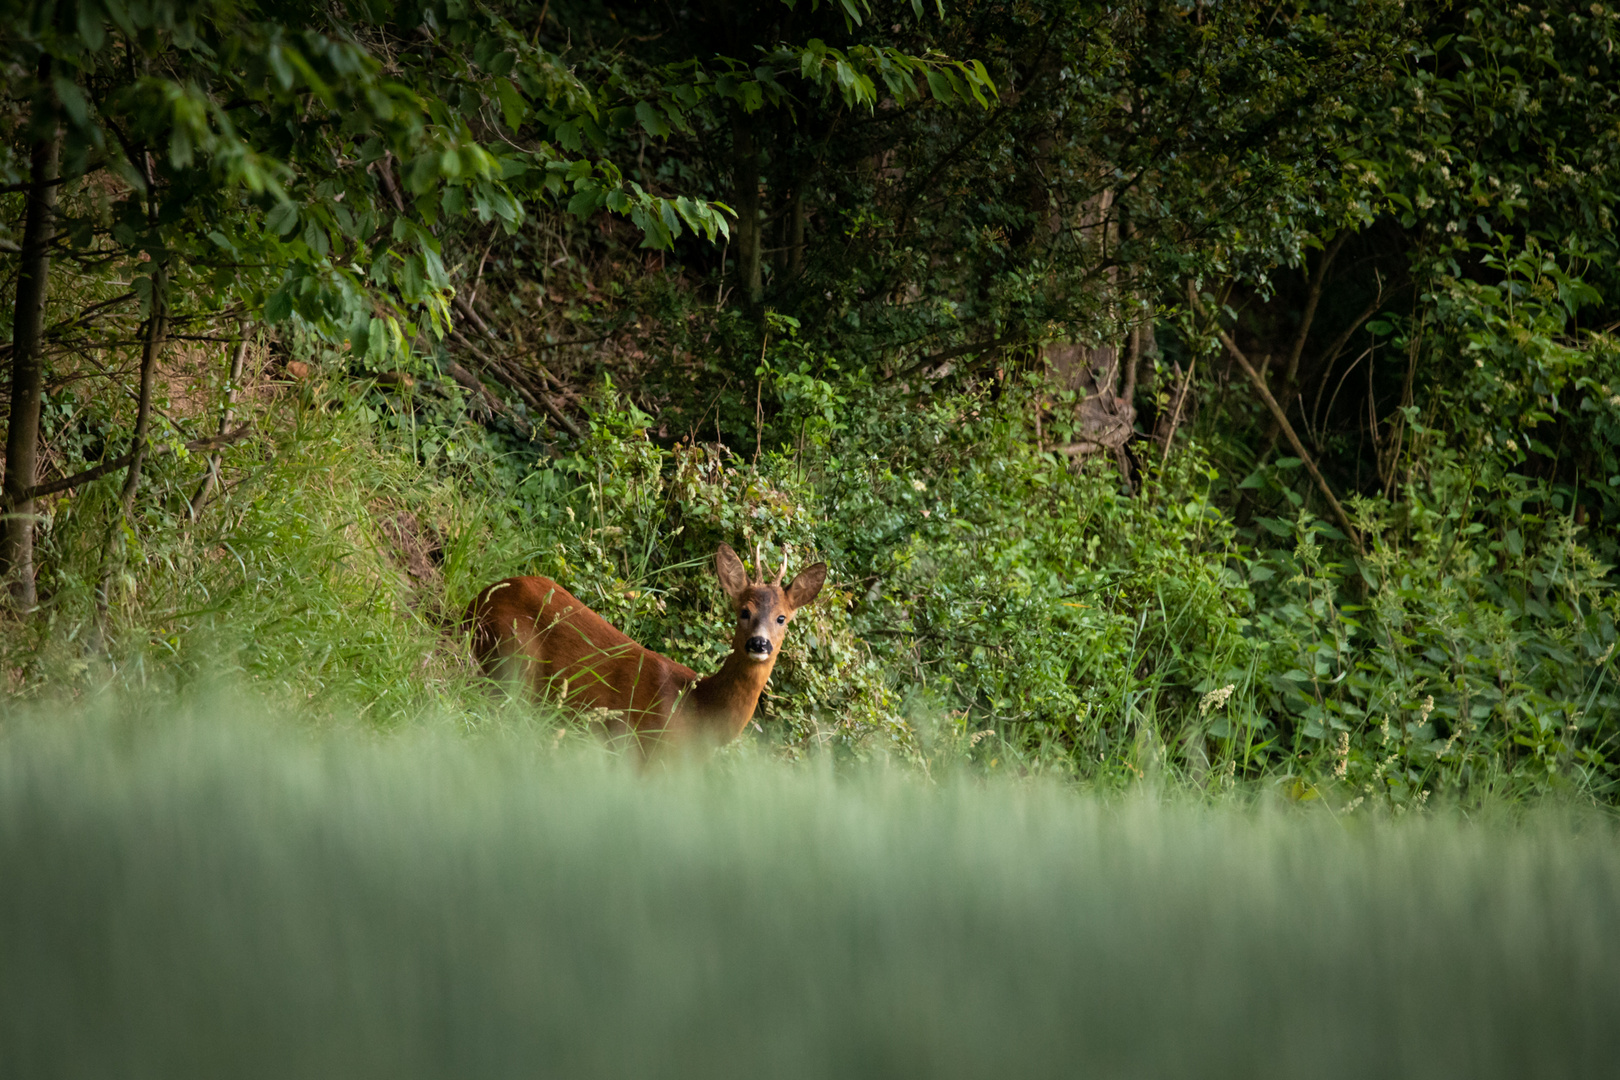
[{"xmin": 746, "ymin": 650, "xmax": 771, "ymax": 662}]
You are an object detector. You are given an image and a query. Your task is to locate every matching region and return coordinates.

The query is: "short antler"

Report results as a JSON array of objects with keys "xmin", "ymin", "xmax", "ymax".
[
  {"xmin": 753, "ymin": 542, "xmax": 764, "ymax": 585},
  {"xmin": 773, "ymin": 546, "xmax": 789, "ymax": 586}
]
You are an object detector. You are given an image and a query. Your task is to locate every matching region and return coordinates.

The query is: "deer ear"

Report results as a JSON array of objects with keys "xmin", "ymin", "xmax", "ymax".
[
  {"xmin": 715, "ymin": 544, "xmax": 749, "ymax": 601},
  {"xmin": 784, "ymin": 562, "xmax": 827, "ymax": 611}
]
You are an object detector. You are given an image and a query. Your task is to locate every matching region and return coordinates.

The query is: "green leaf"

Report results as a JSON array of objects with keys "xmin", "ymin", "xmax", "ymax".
[
  {"xmin": 567, "ymin": 185, "xmax": 605, "ymax": 218},
  {"xmin": 53, "ymin": 78, "xmax": 90, "ymax": 127},
  {"xmin": 301, "ymin": 219, "xmax": 330, "ymax": 257},
  {"xmin": 407, "ymin": 153, "xmax": 439, "ymax": 194},
  {"xmin": 496, "ymin": 78, "xmax": 528, "ymax": 131},
  {"xmin": 348, "ymin": 311, "xmax": 371, "ymax": 354},
  {"xmin": 265, "ymin": 201, "xmax": 299, "ymax": 237},
  {"xmin": 635, "ymin": 101, "xmax": 671, "ymax": 138},
  {"xmin": 77, "ymin": 2, "xmax": 107, "ymax": 49},
  {"xmin": 265, "ymin": 287, "xmax": 292, "ymax": 322}
]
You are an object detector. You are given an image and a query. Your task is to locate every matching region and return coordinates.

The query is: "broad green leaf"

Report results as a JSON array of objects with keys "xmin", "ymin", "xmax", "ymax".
[
  {"xmin": 266, "ymin": 201, "xmax": 299, "ymax": 237},
  {"xmin": 265, "ymin": 287, "xmax": 292, "ymax": 322},
  {"xmin": 635, "ymin": 101, "xmax": 671, "ymax": 138},
  {"xmin": 53, "ymin": 78, "xmax": 90, "ymax": 126},
  {"xmin": 496, "ymin": 78, "xmax": 528, "ymax": 131}
]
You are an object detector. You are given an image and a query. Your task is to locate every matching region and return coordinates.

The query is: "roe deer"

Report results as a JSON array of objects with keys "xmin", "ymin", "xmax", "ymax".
[{"xmin": 468, "ymin": 543, "xmax": 826, "ymax": 757}]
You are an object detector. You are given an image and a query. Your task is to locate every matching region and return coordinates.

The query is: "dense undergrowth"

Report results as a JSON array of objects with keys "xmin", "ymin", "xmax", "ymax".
[{"xmin": 4, "ymin": 337, "xmax": 1615, "ymax": 808}]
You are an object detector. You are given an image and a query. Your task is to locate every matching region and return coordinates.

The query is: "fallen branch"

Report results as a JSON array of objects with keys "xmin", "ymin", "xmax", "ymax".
[
  {"xmin": 452, "ymin": 292, "xmax": 502, "ymax": 343},
  {"xmin": 449, "ymin": 330, "xmax": 581, "ymax": 439},
  {"xmin": 440, "ymin": 352, "xmax": 531, "ymax": 438},
  {"xmin": 372, "ymin": 153, "xmax": 408, "ymax": 215},
  {"xmin": 0, "ymin": 159, "xmax": 109, "ymax": 196},
  {"xmin": 1187, "ymin": 281, "xmax": 1364, "ymax": 555},
  {"xmin": 1156, "ymin": 357, "xmax": 1196, "ymax": 471}
]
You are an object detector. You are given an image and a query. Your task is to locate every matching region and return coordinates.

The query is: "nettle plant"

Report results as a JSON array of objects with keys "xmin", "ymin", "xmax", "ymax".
[{"xmin": 1245, "ymin": 448, "xmax": 1618, "ymax": 806}]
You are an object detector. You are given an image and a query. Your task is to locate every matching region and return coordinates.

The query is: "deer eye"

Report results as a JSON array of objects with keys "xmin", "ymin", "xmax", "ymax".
[
  {"xmin": 738, "ymin": 610, "xmax": 751, "ymax": 621},
  {"xmin": 776, "ymin": 614, "xmax": 786, "ymax": 625}
]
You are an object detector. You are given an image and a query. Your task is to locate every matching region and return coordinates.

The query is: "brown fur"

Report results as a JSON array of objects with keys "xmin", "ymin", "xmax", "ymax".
[{"xmin": 467, "ymin": 544, "xmax": 826, "ymax": 758}]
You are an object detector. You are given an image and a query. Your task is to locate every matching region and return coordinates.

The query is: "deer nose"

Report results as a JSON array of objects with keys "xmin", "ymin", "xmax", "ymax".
[{"xmin": 746, "ymin": 636, "xmax": 771, "ymax": 656}]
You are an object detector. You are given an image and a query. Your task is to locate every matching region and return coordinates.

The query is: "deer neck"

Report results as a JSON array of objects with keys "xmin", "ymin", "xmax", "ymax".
[{"xmin": 684, "ymin": 650, "xmax": 776, "ymax": 741}]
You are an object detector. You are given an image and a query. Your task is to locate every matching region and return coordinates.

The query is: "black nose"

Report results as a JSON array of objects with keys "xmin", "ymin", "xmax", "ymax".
[{"xmin": 746, "ymin": 636, "xmax": 771, "ymax": 655}]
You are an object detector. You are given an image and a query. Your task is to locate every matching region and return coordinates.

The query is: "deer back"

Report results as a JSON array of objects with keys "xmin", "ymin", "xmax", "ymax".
[{"xmin": 468, "ymin": 576, "xmax": 698, "ymax": 734}]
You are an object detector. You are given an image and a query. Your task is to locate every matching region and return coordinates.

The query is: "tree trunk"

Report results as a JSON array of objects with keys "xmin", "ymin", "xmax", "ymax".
[
  {"xmin": 787, "ymin": 183, "xmax": 805, "ymax": 279},
  {"xmin": 117, "ymin": 266, "xmax": 168, "ymax": 517},
  {"xmin": 1, "ymin": 56, "xmax": 60, "ymax": 610},
  {"xmin": 732, "ymin": 117, "xmax": 763, "ymax": 304},
  {"xmin": 189, "ymin": 326, "xmax": 250, "ymax": 517},
  {"xmin": 91, "ymin": 262, "xmax": 167, "ymax": 648}
]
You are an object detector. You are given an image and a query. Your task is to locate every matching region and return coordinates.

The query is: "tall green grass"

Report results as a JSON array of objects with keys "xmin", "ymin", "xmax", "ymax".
[{"xmin": 3, "ymin": 695, "xmax": 1617, "ymax": 1078}]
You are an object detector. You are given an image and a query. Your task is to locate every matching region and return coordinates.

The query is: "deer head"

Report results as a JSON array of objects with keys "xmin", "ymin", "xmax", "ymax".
[{"xmin": 714, "ymin": 542, "xmax": 827, "ymax": 664}]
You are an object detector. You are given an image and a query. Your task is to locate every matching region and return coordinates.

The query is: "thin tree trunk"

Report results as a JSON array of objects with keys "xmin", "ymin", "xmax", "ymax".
[
  {"xmin": 117, "ymin": 269, "xmax": 167, "ymax": 517},
  {"xmin": 1, "ymin": 56, "xmax": 61, "ymax": 610},
  {"xmin": 189, "ymin": 326, "xmax": 249, "ymax": 517},
  {"xmin": 1384, "ymin": 307, "xmax": 1426, "ymax": 499},
  {"xmin": 1156, "ymin": 358, "xmax": 1195, "ymax": 471},
  {"xmin": 788, "ymin": 184, "xmax": 805, "ymax": 278},
  {"xmin": 1118, "ymin": 210, "xmax": 1141, "ymax": 410},
  {"xmin": 91, "ymin": 262, "xmax": 167, "ymax": 649},
  {"xmin": 1281, "ymin": 232, "xmax": 1348, "ymax": 391},
  {"xmin": 1121, "ymin": 324, "xmax": 1141, "ymax": 409},
  {"xmin": 732, "ymin": 117, "xmax": 763, "ymax": 304}
]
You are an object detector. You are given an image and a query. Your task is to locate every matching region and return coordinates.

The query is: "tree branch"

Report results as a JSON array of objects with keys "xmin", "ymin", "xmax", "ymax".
[
  {"xmin": 895, "ymin": 334, "xmax": 1024, "ymax": 380},
  {"xmin": 0, "ymin": 158, "xmax": 109, "ymax": 195},
  {"xmin": 372, "ymin": 154, "xmax": 408, "ymax": 215},
  {"xmin": 1188, "ymin": 281, "xmax": 1364, "ymax": 555},
  {"xmin": 1283, "ymin": 231, "xmax": 1349, "ymax": 389},
  {"xmin": 5, "ymin": 423, "xmax": 255, "ymax": 507}
]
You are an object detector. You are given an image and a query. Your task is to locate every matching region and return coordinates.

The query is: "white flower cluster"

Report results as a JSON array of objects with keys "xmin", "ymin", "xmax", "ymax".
[{"xmin": 1199, "ymin": 683, "xmax": 1236, "ymax": 717}]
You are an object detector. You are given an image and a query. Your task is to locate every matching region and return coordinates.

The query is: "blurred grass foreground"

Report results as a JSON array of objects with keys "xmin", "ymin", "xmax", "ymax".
[{"xmin": 3, "ymin": 698, "xmax": 1619, "ymax": 1080}]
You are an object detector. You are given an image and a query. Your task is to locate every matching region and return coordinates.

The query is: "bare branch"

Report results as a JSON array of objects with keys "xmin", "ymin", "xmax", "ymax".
[
  {"xmin": 6, "ymin": 423, "xmax": 255, "ymax": 507},
  {"xmin": 1188, "ymin": 281, "xmax": 1364, "ymax": 555},
  {"xmin": 895, "ymin": 334, "xmax": 1025, "ymax": 380},
  {"xmin": 1282, "ymin": 231, "xmax": 1349, "ymax": 389}
]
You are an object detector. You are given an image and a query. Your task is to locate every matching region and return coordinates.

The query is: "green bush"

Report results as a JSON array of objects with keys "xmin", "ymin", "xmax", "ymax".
[{"xmin": 11, "ymin": 357, "xmax": 1615, "ymax": 803}]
